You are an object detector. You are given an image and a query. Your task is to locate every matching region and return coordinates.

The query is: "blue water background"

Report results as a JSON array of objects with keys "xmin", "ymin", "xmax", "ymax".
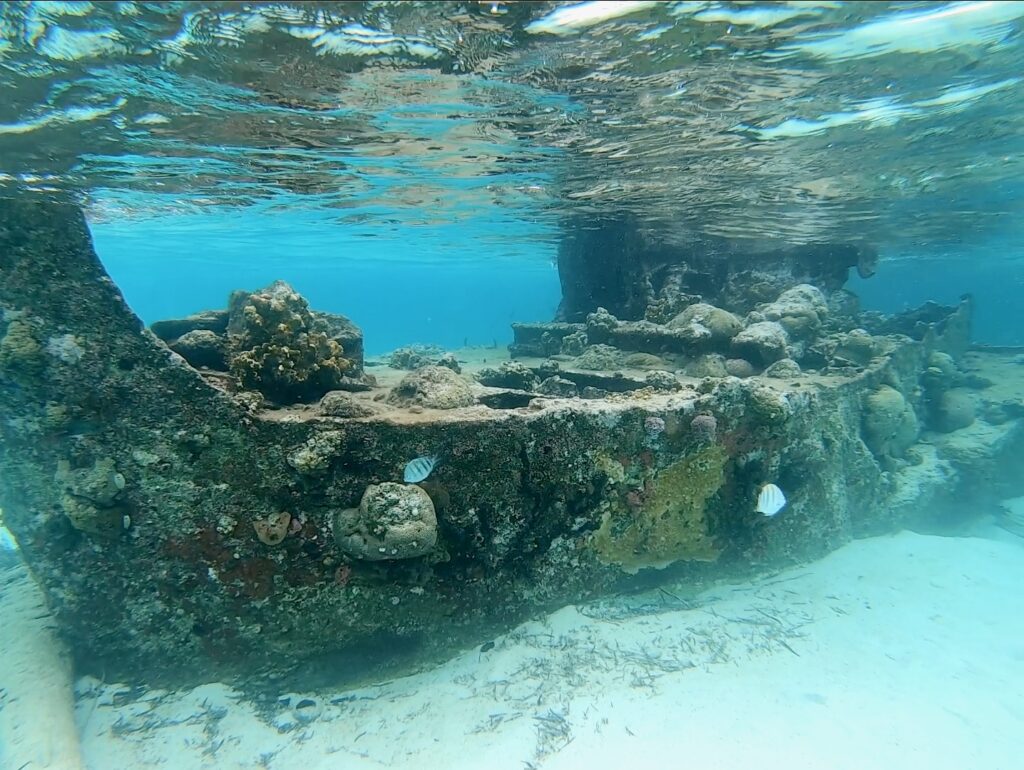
[
  {"xmin": 91, "ymin": 210, "xmax": 562, "ymax": 355},
  {"xmin": 93, "ymin": 214, "xmax": 1024, "ymax": 354}
]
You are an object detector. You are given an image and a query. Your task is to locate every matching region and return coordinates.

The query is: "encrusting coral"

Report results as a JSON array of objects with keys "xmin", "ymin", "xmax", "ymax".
[
  {"xmin": 0, "ymin": 316, "xmax": 45, "ymax": 376},
  {"xmin": 54, "ymin": 457, "xmax": 127, "ymax": 536},
  {"xmin": 592, "ymin": 444, "xmax": 727, "ymax": 573}
]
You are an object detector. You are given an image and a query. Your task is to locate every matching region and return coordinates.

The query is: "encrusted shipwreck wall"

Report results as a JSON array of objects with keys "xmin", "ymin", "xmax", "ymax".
[
  {"xmin": 554, "ymin": 214, "xmax": 879, "ymax": 324},
  {"xmin": 1, "ymin": 198, "xmax": 1019, "ymax": 691}
]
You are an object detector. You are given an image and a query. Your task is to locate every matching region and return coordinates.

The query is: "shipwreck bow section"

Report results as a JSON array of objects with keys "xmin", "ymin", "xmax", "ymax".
[{"xmin": 1, "ymin": 198, "xmax": 1020, "ymax": 689}]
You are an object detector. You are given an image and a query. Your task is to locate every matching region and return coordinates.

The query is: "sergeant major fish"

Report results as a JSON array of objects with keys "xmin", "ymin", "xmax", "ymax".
[
  {"xmin": 404, "ymin": 455, "xmax": 439, "ymax": 483},
  {"xmin": 756, "ymin": 483, "xmax": 787, "ymax": 516}
]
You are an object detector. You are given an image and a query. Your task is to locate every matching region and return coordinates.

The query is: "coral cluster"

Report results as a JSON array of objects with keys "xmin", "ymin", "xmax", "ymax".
[
  {"xmin": 227, "ymin": 281, "xmax": 352, "ymax": 403},
  {"xmin": 148, "ymin": 281, "xmax": 370, "ymax": 404}
]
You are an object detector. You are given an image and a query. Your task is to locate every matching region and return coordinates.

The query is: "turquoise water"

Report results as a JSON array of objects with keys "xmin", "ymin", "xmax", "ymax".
[
  {"xmin": 91, "ymin": 207, "xmax": 562, "ymax": 353},
  {"xmin": 95, "ymin": 216, "xmax": 1024, "ymax": 353}
]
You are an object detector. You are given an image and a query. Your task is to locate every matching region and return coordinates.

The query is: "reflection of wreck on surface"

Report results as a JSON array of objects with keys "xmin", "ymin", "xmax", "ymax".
[{"xmin": 1, "ymin": 197, "xmax": 1022, "ymax": 692}]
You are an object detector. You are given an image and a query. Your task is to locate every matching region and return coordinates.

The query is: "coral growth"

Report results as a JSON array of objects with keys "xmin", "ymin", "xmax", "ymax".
[
  {"xmin": 387, "ymin": 366, "xmax": 474, "ymax": 409},
  {"xmin": 592, "ymin": 444, "xmax": 727, "ymax": 573},
  {"xmin": 763, "ymin": 358, "xmax": 802, "ymax": 378},
  {"xmin": 862, "ymin": 385, "xmax": 919, "ymax": 460},
  {"xmin": 760, "ymin": 284, "xmax": 829, "ymax": 341},
  {"xmin": 685, "ymin": 354, "xmax": 728, "ymax": 378},
  {"xmin": 624, "ymin": 352, "xmax": 668, "ymax": 369},
  {"xmin": 227, "ymin": 281, "xmax": 352, "ymax": 403},
  {"xmin": 690, "ymin": 413, "xmax": 718, "ymax": 442},
  {"xmin": 476, "ymin": 361, "xmax": 540, "ymax": 391},
  {"xmin": 253, "ymin": 512, "xmax": 291, "ymax": 546},
  {"xmin": 334, "ymin": 482, "xmax": 438, "ymax": 561},
  {"xmin": 287, "ymin": 430, "xmax": 345, "ymax": 475},
  {"xmin": 169, "ymin": 329, "xmax": 227, "ymax": 370},
  {"xmin": 731, "ymin": 321, "xmax": 790, "ymax": 365},
  {"xmin": 576, "ymin": 344, "xmax": 623, "ymax": 371},
  {"xmin": 537, "ymin": 376, "xmax": 578, "ymax": 398},
  {"xmin": 55, "ymin": 457, "xmax": 128, "ymax": 536},
  {"xmin": 319, "ymin": 391, "xmax": 378, "ymax": 418},
  {"xmin": 0, "ymin": 317, "xmax": 45, "ymax": 376},
  {"xmin": 931, "ymin": 389, "xmax": 976, "ymax": 433},
  {"xmin": 725, "ymin": 358, "xmax": 755, "ymax": 378},
  {"xmin": 388, "ymin": 344, "xmax": 445, "ymax": 370},
  {"xmin": 920, "ymin": 352, "xmax": 977, "ymax": 433},
  {"xmin": 560, "ymin": 330, "xmax": 588, "ymax": 356},
  {"xmin": 668, "ymin": 303, "xmax": 743, "ymax": 345},
  {"xmin": 644, "ymin": 370, "xmax": 681, "ymax": 391}
]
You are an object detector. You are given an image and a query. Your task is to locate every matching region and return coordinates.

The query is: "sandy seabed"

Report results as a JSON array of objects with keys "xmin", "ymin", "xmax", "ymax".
[{"xmin": 3, "ymin": 528, "xmax": 1023, "ymax": 770}]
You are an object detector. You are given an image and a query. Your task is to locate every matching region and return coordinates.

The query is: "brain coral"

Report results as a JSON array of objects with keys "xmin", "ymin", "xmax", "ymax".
[{"xmin": 334, "ymin": 482, "xmax": 438, "ymax": 561}]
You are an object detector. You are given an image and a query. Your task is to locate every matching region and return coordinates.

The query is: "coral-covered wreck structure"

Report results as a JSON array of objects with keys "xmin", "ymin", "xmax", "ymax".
[{"xmin": 1, "ymin": 199, "xmax": 1021, "ymax": 690}]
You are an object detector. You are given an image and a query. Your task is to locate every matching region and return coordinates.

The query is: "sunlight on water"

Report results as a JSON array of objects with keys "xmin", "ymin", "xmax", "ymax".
[
  {"xmin": 776, "ymin": 1, "xmax": 1024, "ymax": 60},
  {"xmin": 525, "ymin": 1, "xmax": 661, "ymax": 35},
  {"xmin": 751, "ymin": 76, "xmax": 1021, "ymax": 138},
  {"xmin": 0, "ymin": 0, "xmax": 1021, "ymax": 246}
]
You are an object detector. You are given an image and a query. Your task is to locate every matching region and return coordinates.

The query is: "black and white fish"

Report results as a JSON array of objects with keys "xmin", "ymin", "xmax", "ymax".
[
  {"xmin": 404, "ymin": 455, "xmax": 439, "ymax": 483},
  {"xmin": 756, "ymin": 483, "xmax": 786, "ymax": 516}
]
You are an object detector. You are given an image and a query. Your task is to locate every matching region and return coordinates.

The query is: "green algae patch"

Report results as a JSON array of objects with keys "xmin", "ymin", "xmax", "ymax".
[
  {"xmin": 593, "ymin": 444, "xmax": 727, "ymax": 573},
  {"xmin": 0, "ymin": 317, "xmax": 45, "ymax": 376}
]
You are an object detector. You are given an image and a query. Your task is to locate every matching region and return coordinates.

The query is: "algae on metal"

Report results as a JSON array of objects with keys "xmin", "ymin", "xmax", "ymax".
[{"xmin": 593, "ymin": 443, "xmax": 727, "ymax": 573}]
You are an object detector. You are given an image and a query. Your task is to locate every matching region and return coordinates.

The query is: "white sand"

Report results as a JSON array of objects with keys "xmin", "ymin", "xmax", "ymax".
[
  {"xmin": 0, "ymin": 568, "xmax": 87, "ymax": 770},
  {"xmin": 5, "ymin": 530, "xmax": 1024, "ymax": 770}
]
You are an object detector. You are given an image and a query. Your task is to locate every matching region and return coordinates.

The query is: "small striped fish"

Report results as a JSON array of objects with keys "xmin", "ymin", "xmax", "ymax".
[
  {"xmin": 403, "ymin": 455, "xmax": 439, "ymax": 483},
  {"xmin": 756, "ymin": 483, "xmax": 786, "ymax": 516}
]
